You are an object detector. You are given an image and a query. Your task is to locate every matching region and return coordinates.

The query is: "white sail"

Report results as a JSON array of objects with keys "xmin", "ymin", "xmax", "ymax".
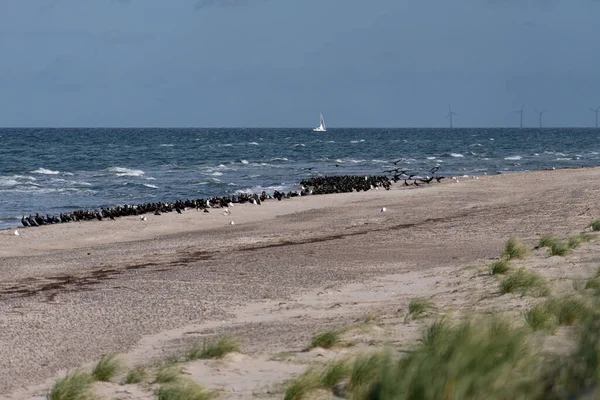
[{"xmin": 313, "ymin": 113, "xmax": 326, "ymax": 132}]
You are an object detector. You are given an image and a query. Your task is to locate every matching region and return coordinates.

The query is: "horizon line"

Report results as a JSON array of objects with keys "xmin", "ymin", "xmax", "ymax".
[{"xmin": 1, "ymin": 126, "xmax": 600, "ymax": 130}]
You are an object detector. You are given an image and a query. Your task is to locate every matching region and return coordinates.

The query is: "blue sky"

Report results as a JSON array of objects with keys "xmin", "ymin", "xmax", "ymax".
[{"xmin": 1, "ymin": 0, "xmax": 599, "ymax": 127}]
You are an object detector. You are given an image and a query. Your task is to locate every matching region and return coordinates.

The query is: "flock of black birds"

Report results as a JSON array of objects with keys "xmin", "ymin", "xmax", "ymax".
[{"xmin": 18, "ymin": 159, "xmax": 446, "ymax": 228}]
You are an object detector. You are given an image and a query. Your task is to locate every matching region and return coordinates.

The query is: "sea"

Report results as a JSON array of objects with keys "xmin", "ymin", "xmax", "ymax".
[{"xmin": 1, "ymin": 127, "xmax": 599, "ymax": 229}]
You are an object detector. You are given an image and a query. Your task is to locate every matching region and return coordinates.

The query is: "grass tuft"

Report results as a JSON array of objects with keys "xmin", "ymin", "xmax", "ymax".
[
  {"xmin": 586, "ymin": 278, "xmax": 600, "ymax": 290},
  {"xmin": 49, "ymin": 371, "xmax": 94, "ymax": 400},
  {"xmin": 549, "ymin": 240, "xmax": 571, "ymax": 256},
  {"xmin": 364, "ymin": 318, "xmax": 541, "ymax": 400},
  {"xmin": 539, "ymin": 234, "xmax": 558, "ymax": 248},
  {"xmin": 545, "ymin": 296, "xmax": 588, "ymax": 326},
  {"xmin": 321, "ymin": 359, "xmax": 350, "ymax": 390},
  {"xmin": 525, "ymin": 303, "xmax": 558, "ymax": 333},
  {"xmin": 408, "ymin": 297, "xmax": 434, "ymax": 318},
  {"xmin": 349, "ymin": 353, "xmax": 386, "ymax": 399},
  {"xmin": 503, "ymin": 237, "xmax": 528, "ymax": 260},
  {"xmin": 154, "ymin": 366, "xmax": 183, "ymax": 384},
  {"xmin": 92, "ymin": 353, "xmax": 124, "ymax": 382},
  {"xmin": 284, "ymin": 370, "xmax": 320, "ymax": 400},
  {"xmin": 500, "ymin": 268, "xmax": 549, "ymax": 297},
  {"xmin": 309, "ymin": 330, "xmax": 341, "ymax": 350},
  {"xmin": 490, "ymin": 259, "xmax": 510, "ymax": 275},
  {"xmin": 157, "ymin": 380, "xmax": 213, "ymax": 400},
  {"xmin": 124, "ymin": 365, "xmax": 148, "ymax": 384},
  {"xmin": 188, "ymin": 335, "xmax": 240, "ymax": 360},
  {"xmin": 590, "ymin": 219, "xmax": 600, "ymax": 232}
]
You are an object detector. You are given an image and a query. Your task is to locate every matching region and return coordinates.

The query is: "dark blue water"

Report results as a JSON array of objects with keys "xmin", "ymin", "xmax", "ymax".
[{"xmin": 1, "ymin": 128, "xmax": 599, "ymax": 229}]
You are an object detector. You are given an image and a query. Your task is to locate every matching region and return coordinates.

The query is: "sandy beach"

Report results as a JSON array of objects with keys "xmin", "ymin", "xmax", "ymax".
[{"xmin": 3, "ymin": 167, "xmax": 600, "ymax": 399}]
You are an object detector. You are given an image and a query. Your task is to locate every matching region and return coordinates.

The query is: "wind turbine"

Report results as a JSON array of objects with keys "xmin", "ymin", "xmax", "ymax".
[
  {"xmin": 590, "ymin": 107, "xmax": 600, "ymax": 128},
  {"xmin": 537, "ymin": 109, "xmax": 546, "ymax": 128},
  {"xmin": 446, "ymin": 105, "xmax": 458, "ymax": 128},
  {"xmin": 514, "ymin": 106, "xmax": 524, "ymax": 128}
]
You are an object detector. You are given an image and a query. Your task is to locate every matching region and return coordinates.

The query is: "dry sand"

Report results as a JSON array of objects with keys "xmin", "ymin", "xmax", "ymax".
[{"xmin": 2, "ymin": 167, "xmax": 600, "ymax": 398}]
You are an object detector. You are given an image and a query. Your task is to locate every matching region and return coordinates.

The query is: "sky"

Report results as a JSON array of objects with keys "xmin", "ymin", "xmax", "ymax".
[{"xmin": 1, "ymin": 0, "xmax": 600, "ymax": 128}]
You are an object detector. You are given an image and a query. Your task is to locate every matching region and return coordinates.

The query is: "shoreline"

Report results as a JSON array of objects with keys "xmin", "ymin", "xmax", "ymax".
[
  {"xmin": 3, "ymin": 166, "xmax": 600, "ymax": 397},
  {"xmin": 0, "ymin": 165, "xmax": 593, "ymax": 232}
]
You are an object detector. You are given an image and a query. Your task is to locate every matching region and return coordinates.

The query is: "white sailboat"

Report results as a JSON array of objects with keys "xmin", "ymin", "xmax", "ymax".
[{"xmin": 313, "ymin": 113, "xmax": 326, "ymax": 132}]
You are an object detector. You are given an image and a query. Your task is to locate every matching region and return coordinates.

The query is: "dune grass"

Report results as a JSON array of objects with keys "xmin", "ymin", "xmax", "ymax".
[
  {"xmin": 539, "ymin": 234, "xmax": 558, "ymax": 248},
  {"xmin": 590, "ymin": 219, "xmax": 600, "ymax": 232},
  {"xmin": 408, "ymin": 297, "xmax": 434, "ymax": 318},
  {"xmin": 364, "ymin": 318, "xmax": 542, "ymax": 400},
  {"xmin": 124, "ymin": 365, "xmax": 148, "ymax": 384},
  {"xmin": 503, "ymin": 237, "xmax": 528, "ymax": 260},
  {"xmin": 525, "ymin": 296, "xmax": 587, "ymax": 334},
  {"xmin": 154, "ymin": 365, "xmax": 183, "ymax": 384},
  {"xmin": 500, "ymin": 268, "xmax": 549, "ymax": 296},
  {"xmin": 157, "ymin": 380, "xmax": 213, "ymax": 400},
  {"xmin": 525, "ymin": 303, "xmax": 558, "ymax": 333},
  {"xmin": 490, "ymin": 259, "xmax": 510, "ymax": 275},
  {"xmin": 284, "ymin": 359, "xmax": 351, "ymax": 400},
  {"xmin": 321, "ymin": 359, "xmax": 350, "ymax": 390},
  {"xmin": 91, "ymin": 353, "xmax": 124, "ymax": 382},
  {"xmin": 309, "ymin": 330, "xmax": 341, "ymax": 350},
  {"xmin": 284, "ymin": 370, "xmax": 321, "ymax": 400},
  {"xmin": 48, "ymin": 371, "xmax": 94, "ymax": 400},
  {"xmin": 187, "ymin": 335, "xmax": 240, "ymax": 360},
  {"xmin": 538, "ymin": 234, "xmax": 571, "ymax": 256},
  {"xmin": 585, "ymin": 278, "xmax": 600, "ymax": 290},
  {"xmin": 549, "ymin": 240, "xmax": 571, "ymax": 256}
]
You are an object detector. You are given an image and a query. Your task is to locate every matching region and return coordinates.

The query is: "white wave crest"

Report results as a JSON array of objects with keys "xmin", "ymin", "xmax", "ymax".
[
  {"xmin": 504, "ymin": 156, "xmax": 522, "ymax": 161},
  {"xmin": 248, "ymin": 142, "xmax": 259, "ymax": 145},
  {"xmin": 426, "ymin": 157, "xmax": 437, "ymax": 160},
  {"xmin": 159, "ymin": 144, "xmax": 174, "ymax": 147},
  {"xmin": 240, "ymin": 159, "xmax": 249, "ymax": 165},
  {"xmin": 210, "ymin": 172, "xmax": 223, "ymax": 176},
  {"xmin": 108, "ymin": 167, "xmax": 145, "ymax": 177},
  {"xmin": 143, "ymin": 183, "xmax": 159, "ymax": 189},
  {"xmin": 450, "ymin": 153, "xmax": 464, "ymax": 158},
  {"xmin": 31, "ymin": 168, "xmax": 60, "ymax": 175}
]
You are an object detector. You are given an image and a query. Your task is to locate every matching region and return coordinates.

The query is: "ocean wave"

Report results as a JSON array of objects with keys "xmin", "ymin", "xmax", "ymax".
[
  {"xmin": 50, "ymin": 178, "xmax": 92, "ymax": 186},
  {"xmin": 0, "ymin": 178, "xmax": 19, "ymax": 187},
  {"xmin": 108, "ymin": 167, "xmax": 145, "ymax": 177},
  {"xmin": 159, "ymin": 144, "xmax": 174, "ymax": 147},
  {"xmin": 236, "ymin": 184, "xmax": 288, "ymax": 194},
  {"xmin": 350, "ymin": 140, "xmax": 365, "ymax": 144},
  {"xmin": 271, "ymin": 157, "xmax": 289, "ymax": 162},
  {"xmin": 143, "ymin": 183, "xmax": 159, "ymax": 189},
  {"xmin": 556, "ymin": 157, "xmax": 572, "ymax": 161},
  {"xmin": 326, "ymin": 141, "xmax": 335, "ymax": 143},
  {"xmin": 294, "ymin": 143, "xmax": 306, "ymax": 147},
  {"xmin": 31, "ymin": 168, "xmax": 60, "ymax": 175},
  {"xmin": 248, "ymin": 142, "xmax": 259, "ymax": 145},
  {"xmin": 210, "ymin": 172, "xmax": 223, "ymax": 176},
  {"xmin": 504, "ymin": 156, "xmax": 522, "ymax": 161},
  {"xmin": 240, "ymin": 159, "xmax": 249, "ymax": 165},
  {"xmin": 470, "ymin": 143, "xmax": 483, "ymax": 147},
  {"xmin": 450, "ymin": 153, "xmax": 464, "ymax": 158},
  {"xmin": 426, "ymin": 157, "xmax": 437, "ymax": 160}
]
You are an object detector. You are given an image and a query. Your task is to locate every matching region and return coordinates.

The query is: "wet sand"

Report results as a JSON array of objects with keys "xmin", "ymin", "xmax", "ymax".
[{"xmin": 2, "ymin": 167, "xmax": 600, "ymax": 398}]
